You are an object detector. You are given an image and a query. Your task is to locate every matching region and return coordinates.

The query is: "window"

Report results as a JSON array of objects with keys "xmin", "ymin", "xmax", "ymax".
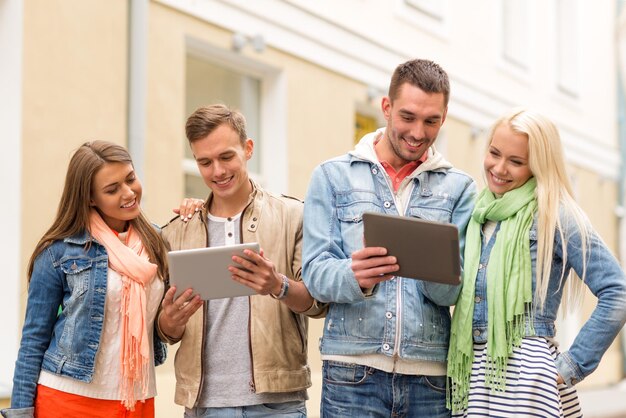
[
  {"xmin": 556, "ymin": 0, "xmax": 580, "ymax": 97},
  {"xmin": 404, "ymin": 0, "xmax": 444, "ymax": 21},
  {"xmin": 501, "ymin": 0, "xmax": 530, "ymax": 71},
  {"xmin": 394, "ymin": 0, "xmax": 448, "ymax": 39},
  {"xmin": 355, "ymin": 112, "xmax": 379, "ymax": 145},
  {"xmin": 184, "ymin": 54, "xmax": 262, "ymax": 198}
]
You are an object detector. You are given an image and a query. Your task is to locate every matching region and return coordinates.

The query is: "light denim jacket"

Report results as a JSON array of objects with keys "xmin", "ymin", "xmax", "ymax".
[
  {"xmin": 2, "ymin": 230, "xmax": 167, "ymax": 418},
  {"xmin": 303, "ymin": 131, "xmax": 476, "ymax": 362},
  {"xmin": 471, "ymin": 212, "xmax": 626, "ymax": 387}
]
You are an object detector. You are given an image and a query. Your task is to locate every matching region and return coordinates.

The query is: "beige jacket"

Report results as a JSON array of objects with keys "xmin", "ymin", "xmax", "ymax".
[{"xmin": 158, "ymin": 181, "xmax": 326, "ymax": 409}]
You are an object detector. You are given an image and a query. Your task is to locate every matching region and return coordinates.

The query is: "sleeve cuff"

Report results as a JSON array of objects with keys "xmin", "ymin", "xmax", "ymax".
[
  {"xmin": 156, "ymin": 310, "xmax": 182, "ymax": 344},
  {"xmin": 360, "ymin": 283, "xmax": 380, "ymax": 298},
  {"xmin": 1, "ymin": 407, "xmax": 35, "ymax": 418},
  {"xmin": 299, "ymin": 300, "xmax": 329, "ymax": 318},
  {"xmin": 555, "ymin": 351, "xmax": 584, "ymax": 388}
]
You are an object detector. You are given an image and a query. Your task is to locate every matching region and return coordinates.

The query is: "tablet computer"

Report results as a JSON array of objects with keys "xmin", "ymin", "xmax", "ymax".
[
  {"xmin": 167, "ymin": 242, "xmax": 260, "ymax": 300},
  {"xmin": 362, "ymin": 212, "xmax": 461, "ymax": 285}
]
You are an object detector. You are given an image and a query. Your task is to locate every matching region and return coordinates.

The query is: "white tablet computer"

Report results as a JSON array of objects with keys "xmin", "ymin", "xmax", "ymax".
[
  {"xmin": 167, "ymin": 242, "xmax": 260, "ymax": 300},
  {"xmin": 362, "ymin": 212, "xmax": 461, "ymax": 285}
]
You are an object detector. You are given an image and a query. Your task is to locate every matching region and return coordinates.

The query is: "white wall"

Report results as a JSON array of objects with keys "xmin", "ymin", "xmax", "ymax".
[
  {"xmin": 158, "ymin": 0, "xmax": 619, "ymax": 181},
  {"xmin": 0, "ymin": 0, "xmax": 23, "ymax": 397}
]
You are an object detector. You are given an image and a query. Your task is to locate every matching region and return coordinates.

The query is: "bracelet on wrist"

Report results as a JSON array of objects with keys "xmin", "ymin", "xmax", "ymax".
[{"xmin": 270, "ymin": 274, "xmax": 289, "ymax": 300}]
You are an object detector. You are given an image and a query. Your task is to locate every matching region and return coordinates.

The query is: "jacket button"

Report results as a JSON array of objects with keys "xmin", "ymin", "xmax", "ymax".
[
  {"xmin": 372, "ymin": 168, "xmax": 378, "ymax": 175},
  {"xmin": 385, "ymin": 311, "xmax": 393, "ymax": 319},
  {"xmin": 383, "ymin": 201, "xmax": 391, "ymax": 208},
  {"xmin": 251, "ymin": 224, "xmax": 255, "ymax": 228},
  {"xmin": 71, "ymin": 262, "xmax": 77, "ymax": 270},
  {"xmin": 473, "ymin": 329, "xmax": 481, "ymax": 337},
  {"xmin": 253, "ymin": 217, "xmax": 257, "ymax": 221},
  {"xmin": 382, "ymin": 343, "xmax": 390, "ymax": 351},
  {"xmin": 474, "ymin": 296, "xmax": 481, "ymax": 303}
]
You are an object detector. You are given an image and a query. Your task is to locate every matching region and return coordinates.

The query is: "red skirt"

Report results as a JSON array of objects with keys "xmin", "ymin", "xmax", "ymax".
[{"xmin": 34, "ymin": 384, "xmax": 155, "ymax": 418}]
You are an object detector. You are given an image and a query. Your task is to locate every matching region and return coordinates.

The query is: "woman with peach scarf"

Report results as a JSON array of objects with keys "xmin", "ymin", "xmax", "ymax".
[{"xmin": 1, "ymin": 141, "xmax": 184, "ymax": 418}]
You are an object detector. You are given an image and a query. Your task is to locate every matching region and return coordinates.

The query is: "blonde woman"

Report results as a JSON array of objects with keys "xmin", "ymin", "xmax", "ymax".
[
  {"xmin": 1, "ymin": 141, "xmax": 171, "ymax": 418},
  {"xmin": 447, "ymin": 109, "xmax": 626, "ymax": 417}
]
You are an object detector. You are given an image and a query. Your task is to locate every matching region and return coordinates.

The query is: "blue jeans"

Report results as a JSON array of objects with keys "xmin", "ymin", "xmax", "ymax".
[
  {"xmin": 321, "ymin": 361, "xmax": 450, "ymax": 418},
  {"xmin": 184, "ymin": 400, "xmax": 307, "ymax": 418}
]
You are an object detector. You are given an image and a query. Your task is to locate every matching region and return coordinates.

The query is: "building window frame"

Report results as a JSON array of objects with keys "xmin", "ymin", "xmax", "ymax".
[
  {"xmin": 555, "ymin": 0, "xmax": 581, "ymax": 99},
  {"xmin": 496, "ymin": 0, "xmax": 535, "ymax": 83},
  {"xmin": 184, "ymin": 37, "xmax": 288, "ymax": 195},
  {"xmin": 393, "ymin": 0, "xmax": 449, "ymax": 40}
]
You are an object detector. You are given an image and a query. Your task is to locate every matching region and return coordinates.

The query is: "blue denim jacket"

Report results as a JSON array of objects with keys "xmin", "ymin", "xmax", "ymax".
[
  {"xmin": 3, "ymin": 230, "xmax": 166, "ymax": 416},
  {"xmin": 471, "ymin": 214, "xmax": 626, "ymax": 387},
  {"xmin": 303, "ymin": 138, "xmax": 476, "ymax": 362}
]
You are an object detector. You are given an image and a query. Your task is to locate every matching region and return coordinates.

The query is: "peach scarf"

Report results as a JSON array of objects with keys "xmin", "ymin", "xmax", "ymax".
[{"xmin": 89, "ymin": 210, "xmax": 157, "ymax": 410}]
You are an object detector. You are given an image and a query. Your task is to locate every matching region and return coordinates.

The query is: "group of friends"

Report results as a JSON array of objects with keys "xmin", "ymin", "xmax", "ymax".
[{"xmin": 3, "ymin": 58, "xmax": 626, "ymax": 418}]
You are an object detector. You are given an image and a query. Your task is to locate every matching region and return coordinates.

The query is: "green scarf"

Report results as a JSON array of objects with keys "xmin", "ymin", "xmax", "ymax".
[{"xmin": 447, "ymin": 178, "xmax": 537, "ymax": 412}]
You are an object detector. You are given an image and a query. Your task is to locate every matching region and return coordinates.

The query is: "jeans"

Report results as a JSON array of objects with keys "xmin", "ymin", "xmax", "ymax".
[
  {"xmin": 184, "ymin": 400, "xmax": 307, "ymax": 418},
  {"xmin": 321, "ymin": 361, "xmax": 450, "ymax": 418}
]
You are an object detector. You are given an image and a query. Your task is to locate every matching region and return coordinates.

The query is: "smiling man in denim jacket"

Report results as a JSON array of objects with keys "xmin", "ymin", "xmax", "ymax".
[{"xmin": 302, "ymin": 59, "xmax": 476, "ymax": 417}]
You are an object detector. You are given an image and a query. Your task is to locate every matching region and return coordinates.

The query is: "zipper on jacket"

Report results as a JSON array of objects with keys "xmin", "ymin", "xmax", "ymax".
[
  {"xmin": 193, "ymin": 213, "xmax": 210, "ymax": 407},
  {"xmin": 247, "ymin": 297, "xmax": 256, "ymax": 392},
  {"xmin": 391, "ymin": 182, "xmax": 415, "ymax": 358},
  {"xmin": 240, "ymin": 201, "xmax": 257, "ymax": 393},
  {"xmin": 373, "ymin": 161, "xmax": 406, "ymax": 358}
]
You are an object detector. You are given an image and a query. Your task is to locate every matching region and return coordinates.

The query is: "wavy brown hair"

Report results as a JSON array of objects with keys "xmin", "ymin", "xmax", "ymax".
[{"xmin": 27, "ymin": 140, "xmax": 168, "ymax": 281}]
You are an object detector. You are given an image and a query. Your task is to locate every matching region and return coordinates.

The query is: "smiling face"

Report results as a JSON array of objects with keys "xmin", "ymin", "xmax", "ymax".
[
  {"xmin": 90, "ymin": 162, "xmax": 142, "ymax": 232},
  {"xmin": 379, "ymin": 82, "xmax": 447, "ymax": 170},
  {"xmin": 190, "ymin": 123, "xmax": 253, "ymax": 206},
  {"xmin": 484, "ymin": 123, "xmax": 533, "ymax": 195}
]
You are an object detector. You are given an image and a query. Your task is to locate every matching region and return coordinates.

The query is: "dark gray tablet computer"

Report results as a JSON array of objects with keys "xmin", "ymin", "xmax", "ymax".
[
  {"xmin": 168, "ymin": 242, "xmax": 260, "ymax": 300},
  {"xmin": 362, "ymin": 212, "xmax": 461, "ymax": 285}
]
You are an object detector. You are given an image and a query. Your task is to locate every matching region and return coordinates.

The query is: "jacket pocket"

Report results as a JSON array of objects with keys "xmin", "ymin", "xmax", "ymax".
[
  {"xmin": 336, "ymin": 195, "xmax": 382, "ymax": 256},
  {"xmin": 60, "ymin": 257, "xmax": 92, "ymax": 301},
  {"xmin": 406, "ymin": 206, "xmax": 451, "ymax": 223},
  {"xmin": 58, "ymin": 257, "xmax": 93, "ymax": 351},
  {"xmin": 292, "ymin": 312, "xmax": 307, "ymax": 355},
  {"xmin": 323, "ymin": 361, "xmax": 373, "ymax": 385}
]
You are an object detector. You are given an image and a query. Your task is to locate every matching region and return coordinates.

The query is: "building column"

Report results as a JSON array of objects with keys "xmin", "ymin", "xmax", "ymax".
[{"xmin": 0, "ymin": 0, "xmax": 23, "ymax": 397}]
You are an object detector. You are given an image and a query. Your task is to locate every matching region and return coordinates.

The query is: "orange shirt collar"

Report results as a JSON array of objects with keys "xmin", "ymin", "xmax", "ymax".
[{"xmin": 373, "ymin": 136, "xmax": 428, "ymax": 192}]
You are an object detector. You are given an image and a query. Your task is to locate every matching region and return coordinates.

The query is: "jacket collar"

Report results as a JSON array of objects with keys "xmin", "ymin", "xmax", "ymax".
[
  {"xmin": 63, "ymin": 229, "xmax": 93, "ymax": 245},
  {"xmin": 349, "ymin": 128, "xmax": 453, "ymax": 175},
  {"xmin": 201, "ymin": 179, "xmax": 264, "ymax": 234}
]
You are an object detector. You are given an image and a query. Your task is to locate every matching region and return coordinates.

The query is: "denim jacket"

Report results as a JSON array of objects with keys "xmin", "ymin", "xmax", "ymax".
[
  {"xmin": 303, "ymin": 130, "xmax": 476, "ymax": 362},
  {"xmin": 471, "ymin": 212, "xmax": 626, "ymax": 387},
  {"xmin": 3, "ymin": 230, "xmax": 166, "ymax": 417}
]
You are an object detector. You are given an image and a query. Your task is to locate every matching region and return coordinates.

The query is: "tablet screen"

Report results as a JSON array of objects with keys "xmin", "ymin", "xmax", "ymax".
[
  {"xmin": 167, "ymin": 242, "xmax": 260, "ymax": 300},
  {"xmin": 362, "ymin": 212, "xmax": 460, "ymax": 285}
]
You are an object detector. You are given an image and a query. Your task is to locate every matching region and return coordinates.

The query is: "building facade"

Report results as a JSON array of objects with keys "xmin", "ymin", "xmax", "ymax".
[{"xmin": 1, "ymin": 0, "xmax": 623, "ymax": 415}]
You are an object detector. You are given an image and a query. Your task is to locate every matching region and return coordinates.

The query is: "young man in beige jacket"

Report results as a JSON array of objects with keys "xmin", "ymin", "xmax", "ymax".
[{"xmin": 158, "ymin": 104, "xmax": 325, "ymax": 417}]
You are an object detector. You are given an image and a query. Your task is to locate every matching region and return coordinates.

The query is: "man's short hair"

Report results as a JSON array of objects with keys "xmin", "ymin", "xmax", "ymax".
[
  {"xmin": 185, "ymin": 104, "xmax": 247, "ymax": 144},
  {"xmin": 388, "ymin": 59, "xmax": 450, "ymax": 106}
]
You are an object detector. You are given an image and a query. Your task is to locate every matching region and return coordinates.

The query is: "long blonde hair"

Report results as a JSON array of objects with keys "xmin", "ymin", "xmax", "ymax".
[
  {"xmin": 487, "ymin": 109, "xmax": 591, "ymax": 310},
  {"xmin": 27, "ymin": 141, "xmax": 168, "ymax": 281}
]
